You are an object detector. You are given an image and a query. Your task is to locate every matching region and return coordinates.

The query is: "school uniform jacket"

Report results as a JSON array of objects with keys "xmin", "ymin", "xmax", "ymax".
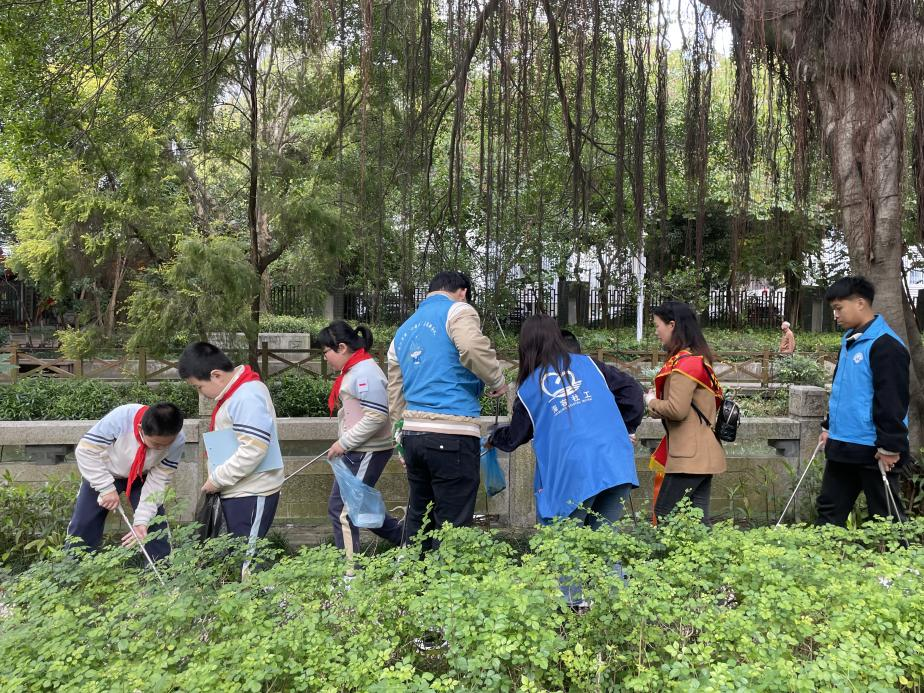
[
  {"xmin": 209, "ymin": 366, "xmax": 285, "ymax": 498},
  {"xmin": 75, "ymin": 404, "xmax": 186, "ymax": 526},
  {"xmin": 336, "ymin": 358, "xmax": 393, "ymax": 452}
]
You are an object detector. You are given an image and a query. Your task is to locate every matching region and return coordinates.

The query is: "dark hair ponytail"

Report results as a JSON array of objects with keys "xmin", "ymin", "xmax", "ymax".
[{"xmin": 316, "ymin": 321, "xmax": 374, "ymax": 353}]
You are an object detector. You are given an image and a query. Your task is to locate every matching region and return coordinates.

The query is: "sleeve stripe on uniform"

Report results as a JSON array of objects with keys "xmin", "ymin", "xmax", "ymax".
[
  {"xmin": 161, "ymin": 460, "xmax": 179, "ymax": 469},
  {"xmin": 83, "ymin": 433, "xmax": 116, "ymax": 445},
  {"xmin": 233, "ymin": 424, "xmax": 272, "ymax": 443},
  {"xmin": 359, "ymin": 399, "xmax": 389, "ymax": 414},
  {"xmin": 235, "ymin": 432, "xmax": 270, "ymax": 449}
]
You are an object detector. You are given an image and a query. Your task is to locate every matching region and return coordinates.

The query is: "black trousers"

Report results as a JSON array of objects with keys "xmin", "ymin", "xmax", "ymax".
[
  {"xmin": 816, "ymin": 459, "xmax": 906, "ymax": 526},
  {"xmin": 402, "ymin": 432, "xmax": 481, "ymax": 550},
  {"xmin": 654, "ymin": 473, "xmax": 713, "ymax": 524}
]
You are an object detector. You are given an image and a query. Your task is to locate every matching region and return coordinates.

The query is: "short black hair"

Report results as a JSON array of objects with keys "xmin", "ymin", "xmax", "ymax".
[
  {"xmin": 825, "ymin": 276, "xmax": 875, "ymax": 304},
  {"xmin": 428, "ymin": 271, "xmax": 474, "ymax": 302},
  {"xmin": 141, "ymin": 402, "xmax": 184, "ymax": 437},
  {"xmin": 177, "ymin": 341, "xmax": 234, "ymax": 380},
  {"xmin": 560, "ymin": 329, "xmax": 582, "ymax": 354}
]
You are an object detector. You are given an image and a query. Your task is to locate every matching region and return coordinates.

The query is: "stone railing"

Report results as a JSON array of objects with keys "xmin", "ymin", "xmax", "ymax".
[{"xmin": 0, "ymin": 387, "xmax": 828, "ymax": 534}]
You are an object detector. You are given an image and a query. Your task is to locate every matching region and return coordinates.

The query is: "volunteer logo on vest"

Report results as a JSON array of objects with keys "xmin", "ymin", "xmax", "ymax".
[
  {"xmin": 540, "ymin": 370, "xmax": 593, "ymax": 416},
  {"xmin": 853, "ymin": 353, "xmax": 864, "ymax": 364},
  {"xmin": 410, "ymin": 347, "xmax": 423, "ymax": 365}
]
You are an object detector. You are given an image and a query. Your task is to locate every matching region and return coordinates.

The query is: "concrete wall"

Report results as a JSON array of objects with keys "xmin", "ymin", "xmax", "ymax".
[{"xmin": 0, "ymin": 386, "xmax": 828, "ymax": 536}]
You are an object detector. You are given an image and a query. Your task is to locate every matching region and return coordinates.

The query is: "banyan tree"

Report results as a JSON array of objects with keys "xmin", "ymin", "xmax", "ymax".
[{"xmin": 700, "ymin": 0, "xmax": 924, "ymax": 439}]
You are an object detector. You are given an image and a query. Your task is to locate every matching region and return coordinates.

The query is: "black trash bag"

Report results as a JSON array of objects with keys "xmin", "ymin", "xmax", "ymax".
[{"xmin": 194, "ymin": 492, "xmax": 225, "ymax": 541}]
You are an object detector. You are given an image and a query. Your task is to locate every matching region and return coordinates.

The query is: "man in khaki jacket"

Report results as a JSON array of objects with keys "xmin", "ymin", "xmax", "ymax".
[
  {"xmin": 388, "ymin": 271, "xmax": 507, "ymax": 549},
  {"xmin": 779, "ymin": 321, "xmax": 796, "ymax": 355}
]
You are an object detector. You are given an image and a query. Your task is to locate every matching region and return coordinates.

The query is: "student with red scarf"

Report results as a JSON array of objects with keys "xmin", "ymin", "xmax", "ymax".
[
  {"xmin": 318, "ymin": 321, "xmax": 404, "ymax": 559},
  {"xmin": 179, "ymin": 342, "xmax": 283, "ymax": 542},
  {"xmin": 645, "ymin": 302, "xmax": 726, "ymax": 524},
  {"xmin": 66, "ymin": 402, "xmax": 185, "ymax": 561}
]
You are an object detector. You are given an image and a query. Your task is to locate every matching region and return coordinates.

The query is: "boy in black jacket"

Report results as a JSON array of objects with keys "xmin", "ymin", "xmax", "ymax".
[{"xmin": 816, "ymin": 276, "xmax": 910, "ymax": 526}]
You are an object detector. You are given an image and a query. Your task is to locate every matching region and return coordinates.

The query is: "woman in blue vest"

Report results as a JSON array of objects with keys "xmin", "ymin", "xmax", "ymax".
[{"xmin": 489, "ymin": 315, "xmax": 639, "ymax": 527}]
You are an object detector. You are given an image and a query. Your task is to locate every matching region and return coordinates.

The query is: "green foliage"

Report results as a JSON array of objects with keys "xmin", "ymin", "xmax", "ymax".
[
  {"xmin": 0, "ymin": 379, "xmax": 198, "ymax": 421},
  {"xmin": 266, "ymin": 372, "xmax": 330, "ymax": 418},
  {"xmin": 259, "ymin": 315, "xmax": 399, "ymax": 351},
  {"xmin": 55, "ymin": 326, "xmax": 103, "ymax": 360},
  {"xmin": 733, "ymin": 389, "xmax": 789, "ymax": 417},
  {"xmin": 773, "ymin": 355, "xmax": 827, "ymax": 387},
  {"xmin": 1, "ymin": 510, "xmax": 922, "ymax": 690},
  {"xmin": 259, "ymin": 314, "xmax": 328, "ymax": 335},
  {"xmin": 125, "ymin": 235, "xmax": 259, "ymax": 356},
  {"xmin": 650, "ymin": 261, "xmax": 710, "ymax": 313},
  {"xmin": 0, "ymin": 471, "xmax": 78, "ymax": 570}
]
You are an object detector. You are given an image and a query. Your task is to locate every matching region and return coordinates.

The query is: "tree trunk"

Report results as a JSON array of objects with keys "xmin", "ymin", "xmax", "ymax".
[
  {"xmin": 816, "ymin": 74, "xmax": 924, "ymax": 446},
  {"xmin": 244, "ymin": 0, "xmax": 260, "ymax": 372},
  {"xmin": 106, "ymin": 252, "xmax": 127, "ymax": 340}
]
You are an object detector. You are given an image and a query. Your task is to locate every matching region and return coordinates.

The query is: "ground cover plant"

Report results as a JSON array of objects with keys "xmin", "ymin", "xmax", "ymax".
[{"xmin": 0, "ymin": 505, "xmax": 921, "ymax": 691}]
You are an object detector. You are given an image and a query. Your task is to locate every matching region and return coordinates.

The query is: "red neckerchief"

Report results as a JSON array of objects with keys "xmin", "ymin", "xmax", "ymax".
[
  {"xmin": 126, "ymin": 405, "xmax": 150, "ymax": 499},
  {"xmin": 209, "ymin": 366, "xmax": 262, "ymax": 432},
  {"xmin": 328, "ymin": 349, "xmax": 374, "ymax": 415}
]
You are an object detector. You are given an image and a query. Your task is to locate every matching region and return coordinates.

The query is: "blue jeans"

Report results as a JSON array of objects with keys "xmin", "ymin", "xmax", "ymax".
[
  {"xmin": 538, "ymin": 483, "xmax": 634, "ymax": 527},
  {"xmin": 540, "ymin": 483, "xmax": 634, "ymax": 606}
]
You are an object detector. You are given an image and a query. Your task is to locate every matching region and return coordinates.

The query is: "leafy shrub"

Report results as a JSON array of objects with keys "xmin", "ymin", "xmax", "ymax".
[
  {"xmin": 774, "ymin": 354, "xmax": 826, "ymax": 387},
  {"xmin": 259, "ymin": 315, "xmax": 399, "ymax": 349},
  {"xmin": 267, "ymin": 372, "xmax": 330, "ymax": 417},
  {"xmin": 0, "ymin": 379, "xmax": 198, "ymax": 420},
  {"xmin": 648, "ymin": 261, "xmax": 709, "ymax": 314},
  {"xmin": 259, "ymin": 314, "xmax": 326, "ymax": 335},
  {"xmin": 734, "ymin": 388, "xmax": 789, "ymax": 417},
  {"xmin": 0, "ymin": 509, "xmax": 922, "ymax": 690},
  {"xmin": 0, "ymin": 471, "xmax": 79, "ymax": 570},
  {"xmin": 0, "ymin": 371, "xmax": 510, "ymax": 419},
  {"xmin": 55, "ymin": 326, "xmax": 102, "ymax": 360}
]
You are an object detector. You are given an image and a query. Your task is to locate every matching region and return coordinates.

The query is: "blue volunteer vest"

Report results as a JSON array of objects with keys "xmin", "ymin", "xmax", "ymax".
[
  {"xmin": 393, "ymin": 294, "xmax": 484, "ymax": 418},
  {"xmin": 517, "ymin": 354, "xmax": 639, "ymax": 520},
  {"xmin": 828, "ymin": 315, "xmax": 908, "ymax": 447}
]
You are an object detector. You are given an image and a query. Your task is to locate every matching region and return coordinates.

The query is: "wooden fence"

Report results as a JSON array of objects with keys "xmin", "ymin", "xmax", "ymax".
[{"xmin": 0, "ymin": 344, "xmax": 838, "ymax": 388}]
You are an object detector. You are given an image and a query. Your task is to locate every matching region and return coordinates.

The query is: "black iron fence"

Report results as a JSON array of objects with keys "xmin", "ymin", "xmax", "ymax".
[{"xmin": 270, "ymin": 282, "xmax": 790, "ymax": 329}]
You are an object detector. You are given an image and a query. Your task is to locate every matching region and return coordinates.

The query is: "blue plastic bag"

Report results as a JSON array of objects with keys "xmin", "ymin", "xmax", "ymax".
[
  {"xmin": 480, "ymin": 440, "xmax": 507, "ymax": 497},
  {"xmin": 329, "ymin": 457, "xmax": 386, "ymax": 528}
]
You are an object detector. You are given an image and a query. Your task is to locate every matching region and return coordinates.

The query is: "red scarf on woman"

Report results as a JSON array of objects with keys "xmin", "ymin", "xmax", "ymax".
[
  {"xmin": 209, "ymin": 366, "xmax": 262, "ymax": 432},
  {"xmin": 126, "ymin": 405, "xmax": 150, "ymax": 499},
  {"xmin": 328, "ymin": 349, "xmax": 374, "ymax": 415},
  {"xmin": 648, "ymin": 350, "xmax": 721, "ymax": 523}
]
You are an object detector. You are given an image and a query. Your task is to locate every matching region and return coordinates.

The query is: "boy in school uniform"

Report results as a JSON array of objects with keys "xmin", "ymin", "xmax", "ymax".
[
  {"xmin": 66, "ymin": 402, "xmax": 186, "ymax": 561},
  {"xmin": 178, "ymin": 342, "xmax": 284, "ymax": 541}
]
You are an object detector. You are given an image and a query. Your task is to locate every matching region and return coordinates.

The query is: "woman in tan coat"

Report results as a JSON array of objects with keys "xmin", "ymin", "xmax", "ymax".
[{"xmin": 645, "ymin": 302, "xmax": 726, "ymax": 523}]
